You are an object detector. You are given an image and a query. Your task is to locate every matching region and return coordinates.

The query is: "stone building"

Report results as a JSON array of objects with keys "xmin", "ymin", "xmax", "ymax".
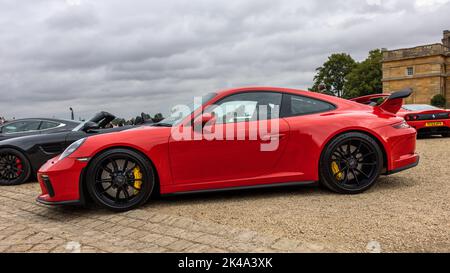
[{"xmin": 382, "ymin": 30, "xmax": 450, "ymax": 107}]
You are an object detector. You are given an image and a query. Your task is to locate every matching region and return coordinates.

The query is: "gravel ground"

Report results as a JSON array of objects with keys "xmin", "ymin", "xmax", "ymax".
[
  {"xmin": 4, "ymin": 137, "xmax": 448, "ymax": 253},
  {"xmin": 149, "ymin": 137, "xmax": 450, "ymax": 252}
]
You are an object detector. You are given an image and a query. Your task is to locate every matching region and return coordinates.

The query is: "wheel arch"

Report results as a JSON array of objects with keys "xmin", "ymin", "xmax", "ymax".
[
  {"xmin": 0, "ymin": 145, "xmax": 33, "ymax": 184},
  {"xmin": 0, "ymin": 145, "xmax": 33, "ymax": 170},
  {"xmin": 320, "ymin": 129, "xmax": 389, "ymax": 172},
  {"xmin": 79, "ymin": 145, "xmax": 161, "ymax": 204}
]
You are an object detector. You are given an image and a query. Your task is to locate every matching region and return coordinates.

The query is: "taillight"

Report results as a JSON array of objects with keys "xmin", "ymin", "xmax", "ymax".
[
  {"xmin": 405, "ymin": 115, "xmax": 418, "ymax": 121},
  {"xmin": 393, "ymin": 120, "xmax": 411, "ymax": 129}
]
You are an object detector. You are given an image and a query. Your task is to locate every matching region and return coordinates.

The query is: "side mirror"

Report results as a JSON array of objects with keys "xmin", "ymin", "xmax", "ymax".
[
  {"xmin": 81, "ymin": 121, "xmax": 100, "ymax": 132},
  {"xmin": 193, "ymin": 113, "xmax": 216, "ymax": 131}
]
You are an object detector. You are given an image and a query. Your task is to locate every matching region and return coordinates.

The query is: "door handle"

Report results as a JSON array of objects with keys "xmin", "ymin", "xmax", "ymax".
[{"xmin": 261, "ymin": 133, "xmax": 286, "ymax": 141}]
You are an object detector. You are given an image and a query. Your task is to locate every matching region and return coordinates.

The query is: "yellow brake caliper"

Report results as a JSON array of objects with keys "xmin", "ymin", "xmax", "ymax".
[
  {"xmin": 132, "ymin": 166, "xmax": 143, "ymax": 195},
  {"xmin": 331, "ymin": 161, "xmax": 344, "ymax": 181}
]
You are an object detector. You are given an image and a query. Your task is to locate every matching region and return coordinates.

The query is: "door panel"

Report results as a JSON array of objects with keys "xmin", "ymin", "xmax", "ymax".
[
  {"xmin": 278, "ymin": 94, "xmax": 337, "ymax": 181},
  {"xmin": 168, "ymin": 118, "xmax": 290, "ymax": 185}
]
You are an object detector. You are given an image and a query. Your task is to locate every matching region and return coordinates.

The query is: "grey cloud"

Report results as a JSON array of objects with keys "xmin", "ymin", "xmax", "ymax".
[
  {"xmin": 45, "ymin": 4, "xmax": 99, "ymax": 30},
  {"xmin": 0, "ymin": 0, "xmax": 449, "ymax": 120}
]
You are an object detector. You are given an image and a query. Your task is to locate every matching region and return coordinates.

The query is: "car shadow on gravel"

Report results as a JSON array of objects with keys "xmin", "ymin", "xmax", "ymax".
[
  {"xmin": 48, "ymin": 183, "xmax": 326, "ymax": 213},
  {"xmin": 147, "ymin": 175, "xmax": 415, "ymax": 208},
  {"xmin": 417, "ymin": 135, "xmax": 448, "ymax": 140},
  {"xmin": 152, "ymin": 183, "xmax": 322, "ymax": 204},
  {"xmin": 38, "ymin": 175, "xmax": 415, "ymax": 214}
]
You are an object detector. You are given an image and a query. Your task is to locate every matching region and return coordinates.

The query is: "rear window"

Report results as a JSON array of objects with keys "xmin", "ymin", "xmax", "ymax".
[
  {"xmin": 40, "ymin": 121, "xmax": 61, "ymax": 130},
  {"xmin": 402, "ymin": 105, "xmax": 440, "ymax": 111},
  {"xmin": 282, "ymin": 94, "xmax": 335, "ymax": 117}
]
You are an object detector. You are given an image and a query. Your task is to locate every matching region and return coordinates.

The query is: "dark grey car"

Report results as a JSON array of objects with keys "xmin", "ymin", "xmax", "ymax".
[{"xmin": 0, "ymin": 118, "xmax": 80, "ymax": 141}]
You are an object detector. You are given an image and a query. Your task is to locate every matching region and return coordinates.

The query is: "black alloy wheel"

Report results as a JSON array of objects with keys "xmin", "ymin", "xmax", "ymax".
[
  {"xmin": 86, "ymin": 149, "xmax": 154, "ymax": 212},
  {"xmin": 0, "ymin": 148, "xmax": 31, "ymax": 186},
  {"xmin": 320, "ymin": 132, "xmax": 383, "ymax": 194}
]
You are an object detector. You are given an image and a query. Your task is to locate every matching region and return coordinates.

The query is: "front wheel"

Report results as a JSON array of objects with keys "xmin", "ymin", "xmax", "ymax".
[
  {"xmin": 86, "ymin": 148, "xmax": 155, "ymax": 212},
  {"xmin": 319, "ymin": 132, "xmax": 383, "ymax": 194},
  {"xmin": 0, "ymin": 148, "xmax": 31, "ymax": 186}
]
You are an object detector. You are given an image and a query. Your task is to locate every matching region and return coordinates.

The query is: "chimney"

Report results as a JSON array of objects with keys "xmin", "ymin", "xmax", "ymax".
[{"xmin": 443, "ymin": 30, "xmax": 450, "ymax": 48}]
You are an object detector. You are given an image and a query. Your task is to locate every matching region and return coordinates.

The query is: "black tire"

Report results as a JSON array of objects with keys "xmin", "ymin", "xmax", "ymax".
[
  {"xmin": 86, "ymin": 148, "xmax": 154, "ymax": 212},
  {"xmin": 0, "ymin": 148, "xmax": 31, "ymax": 186},
  {"xmin": 319, "ymin": 132, "xmax": 383, "ymax": 194},
  {"xmin": 442, "ymin": 133, "xmax": 449, "ymax": 138}
]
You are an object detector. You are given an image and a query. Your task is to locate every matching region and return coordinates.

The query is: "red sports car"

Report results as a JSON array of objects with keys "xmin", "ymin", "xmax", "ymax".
[
  {"xmin": 397, "ymin": 105, "xmax": 450, "ymax": 137},
  {"xmin": 351, "ymin": 94, "xmax": 450, "ymax": 137},
  {"xmin": 37, "ymin": 87, "xmax": 419, "ymax": 211}
]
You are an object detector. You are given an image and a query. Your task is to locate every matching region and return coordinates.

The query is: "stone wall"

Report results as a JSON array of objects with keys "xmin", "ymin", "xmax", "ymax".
[
  {"xmin": 382, "ymin": 55, "xmax": 447, "ymax": 105},
  {"xmin": 383, "ymin": 76, "xmax": 442, "ymax": 105},
  {"xmin": 383, "ymin": 44, "xmax": 447, "ymax": 62},
  {"xmin": 382, "ymin": 55, "xmax": 445, "ymax": 80},
  {"xmin": 382, "ymin": 30, "xmax": 450, "ymax": 108}
]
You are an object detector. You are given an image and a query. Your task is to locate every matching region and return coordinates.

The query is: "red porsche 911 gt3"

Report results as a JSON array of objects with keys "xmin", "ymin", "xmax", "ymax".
[{"xmin": 37, "ymin": 87, "xmax": 419, "ymax": 211}]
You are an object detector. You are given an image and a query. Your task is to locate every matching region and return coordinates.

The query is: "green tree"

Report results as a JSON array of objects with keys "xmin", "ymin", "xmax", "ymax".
[
  {"xmin": 141, "ymin": 112, "xmax": 151, "ymax": 120},
  {"xmin": 343, "ymin": 49, "xmax": 383, "ymax": 99},
  {"xmin": 111, "ymin": 118, "xmax": 126, "ymax": 126},
  {"xmin": 310, "ymin": 53, "xmax": 356, "ymax": 97},
  {"xmin": 153, "ymin": 113, "xmax": 164, "ymax": 122},
  {"xmin": 431, "ymin": 94, "xmax": 446, "ymax": 108}
]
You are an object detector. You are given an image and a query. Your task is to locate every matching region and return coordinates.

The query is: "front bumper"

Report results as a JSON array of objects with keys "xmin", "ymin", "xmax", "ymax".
[{"xmin": 37, "ymin": 156, "xmax": 88, "ymax": 205}]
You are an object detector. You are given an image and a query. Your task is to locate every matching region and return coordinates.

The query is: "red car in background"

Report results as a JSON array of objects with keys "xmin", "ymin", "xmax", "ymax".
[
  {"xmin": 397, "ymin": 105, "xmax": 450, "ymax": 137},
  {"xmin": 351, "ymin": 93, "xmax": 450, "ymax": 137},
  {"xmin": 37, "ymin": 87, "xmax": 419, "ymax": 211}
]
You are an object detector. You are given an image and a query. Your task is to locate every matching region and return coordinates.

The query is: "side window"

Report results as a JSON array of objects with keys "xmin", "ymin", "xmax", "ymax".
[
  {"xmin": 211, "ymin": 92, "xmax": 282, "ymax": 124},
  {"xmin": 2, "ymin": 121, "xmax": 41, "ymax": 134},
  {"xmin": 283, "ymin": 94, "xmax": 335, "ymax": 117},
  {"xmin": 40, "ymin": 121, "xmax": 60, "ymax": 130}
]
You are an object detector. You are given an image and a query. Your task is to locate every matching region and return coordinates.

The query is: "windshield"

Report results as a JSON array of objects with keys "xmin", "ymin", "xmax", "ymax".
[
  {"xmin": 72, "ymin": 111, "xmax": 116, "ymax": 131},
  {"xmin": 402, "ymin": 104, "xmax": 440, "ymax": 111},
  {"xmin": 155, "ymin": 92, "xmax": 218, "ymax": 127},
  {"xmin": 72, "ymin": 122, "xmax": 85, "ymax": 132}
]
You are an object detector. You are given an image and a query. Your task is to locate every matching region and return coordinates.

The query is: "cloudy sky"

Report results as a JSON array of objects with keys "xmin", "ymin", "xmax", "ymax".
[{"xmin": 1, "ymin": 0, "xmax": 449, "ymax": 120}]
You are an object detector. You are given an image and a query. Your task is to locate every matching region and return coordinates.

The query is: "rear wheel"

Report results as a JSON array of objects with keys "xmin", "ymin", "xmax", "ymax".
[
  {"xmin": 0, "ymin": 148, "xmax": 31, "ymax": 186},
  {"xmin": 86, "ymin": 149, "xmax": 154, "ymax": 212},
  {"xmin": 320, "ymin": 132, "xmax": 383, "ymax": 194}
]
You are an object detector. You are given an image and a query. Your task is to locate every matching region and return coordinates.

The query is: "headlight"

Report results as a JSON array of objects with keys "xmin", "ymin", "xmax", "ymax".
[{"xmin": 59, "ymin": 138, "xmax": 87, "ymax": 160}]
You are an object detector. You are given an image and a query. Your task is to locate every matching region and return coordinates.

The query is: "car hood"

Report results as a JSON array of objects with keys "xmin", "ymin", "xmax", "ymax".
[
  {"xmin": 85, "ymin": 125, "xmax": 172, "ymax": 143},
  {"xmin": 71, "ymin": 125, "xmax": 172, "ymax": 158}
]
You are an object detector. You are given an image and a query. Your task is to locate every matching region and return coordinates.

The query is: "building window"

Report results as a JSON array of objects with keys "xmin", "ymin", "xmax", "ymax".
[{"xmin": 406, "ymin": 67, "xmax": 414, "ymax": 76}]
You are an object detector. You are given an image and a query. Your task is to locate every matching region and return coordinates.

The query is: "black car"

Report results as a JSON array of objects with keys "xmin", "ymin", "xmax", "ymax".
[
  {"xmin": 0, "ymin": 118, "xmax": 80, "ymax": 141},
  {"xmin": 0, "ymin": 112, "xmax": 134, "ymax": 186}
]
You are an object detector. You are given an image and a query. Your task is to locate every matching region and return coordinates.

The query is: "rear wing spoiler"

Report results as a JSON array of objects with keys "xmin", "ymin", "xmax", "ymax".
[
  {"xmin": 351, "ymin": 88, "xmax": 413, "ymax": 114},
  {"xmin": 350, "ymin": 94, "xmax": 390, "ymax": 105}
]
